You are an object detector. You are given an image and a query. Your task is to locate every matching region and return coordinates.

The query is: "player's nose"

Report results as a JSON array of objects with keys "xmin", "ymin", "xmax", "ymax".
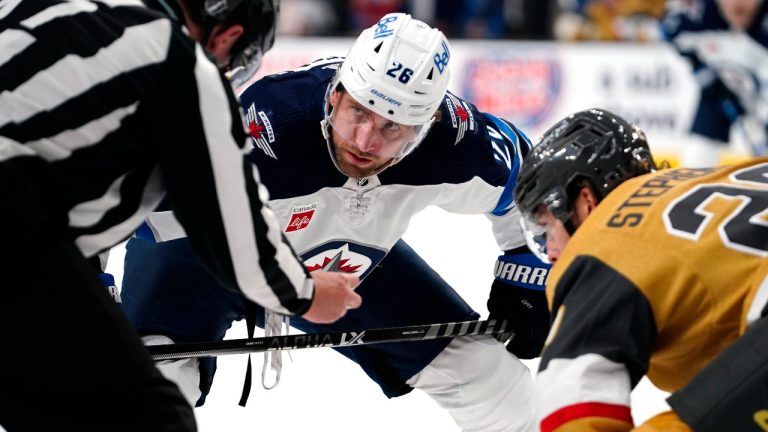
[
  {"xmin": 354, "ymin": 124, "xmax": 378, "ymax": 154},
  {"xmin": 546, "ymin": 238, "xmax": 559, "ymax": 263}
]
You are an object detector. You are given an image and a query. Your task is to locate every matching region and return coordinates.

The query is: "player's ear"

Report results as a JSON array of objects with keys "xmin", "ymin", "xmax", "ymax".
[
  {"xmin": 574, "ymin": 186, "xmax": 599, "ymax": 221},
  {"xmin": 581, "ymin": 186, "xmax": 599, "ymax": 213},
  {"xmin": 329, "ymin": 88, "xmax": 341, "ymax": 108},
  {"xmin": 208, "ymin": 24, "xmax": 244, "ymax": 63}
]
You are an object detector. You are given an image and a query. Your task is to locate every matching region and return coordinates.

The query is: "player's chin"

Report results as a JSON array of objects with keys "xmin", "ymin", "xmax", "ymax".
[
  {"xmin": 339, "ymin": 162, "xmax": 375, "ymax": 178},
  {"xmin": 339, "ymin": 153, "xmax": 376, "ymax": 175}
]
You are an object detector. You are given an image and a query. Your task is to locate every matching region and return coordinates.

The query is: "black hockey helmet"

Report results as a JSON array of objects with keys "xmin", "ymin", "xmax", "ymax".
[
  {"xmin": 200, "ymin": 0, "xmax": 278, "ymax": 87},
  {"xmin": 514, "ymin": 108, "xmax": 656, "ymax": 233}
]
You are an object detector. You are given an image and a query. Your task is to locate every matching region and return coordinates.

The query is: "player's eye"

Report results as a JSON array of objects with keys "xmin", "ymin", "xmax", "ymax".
[{"xmin": 383, "ymin": 121, "xmax": 400, "ymax": 132}]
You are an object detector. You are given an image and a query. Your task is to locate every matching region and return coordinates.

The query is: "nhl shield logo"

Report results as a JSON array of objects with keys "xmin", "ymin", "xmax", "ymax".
[{"xmin": 461, "ymin": 54, "xmax": 560, "ymax": 129}]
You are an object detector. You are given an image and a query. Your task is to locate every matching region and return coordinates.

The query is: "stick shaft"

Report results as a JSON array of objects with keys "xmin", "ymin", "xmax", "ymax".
[{"xmin": 149, "ymin": 319, "xmax": 510, "ymax": 360}]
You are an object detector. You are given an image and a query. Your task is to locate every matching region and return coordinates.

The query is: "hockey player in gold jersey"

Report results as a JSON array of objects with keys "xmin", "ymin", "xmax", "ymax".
[{"xmin": 514, "ymin": 108, "xmax": 768, "ymax": 431}]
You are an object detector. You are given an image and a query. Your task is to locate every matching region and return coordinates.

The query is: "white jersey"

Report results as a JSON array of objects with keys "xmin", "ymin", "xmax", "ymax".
[{"xmin": 141, "ymin": 58, "xmax": 530, "ymax": 279}]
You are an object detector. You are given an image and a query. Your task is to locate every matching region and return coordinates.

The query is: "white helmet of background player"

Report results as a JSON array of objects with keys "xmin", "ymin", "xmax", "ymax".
[{"xmin": 322, "ymin": 13, "xmax": 452, "ymax": 176}]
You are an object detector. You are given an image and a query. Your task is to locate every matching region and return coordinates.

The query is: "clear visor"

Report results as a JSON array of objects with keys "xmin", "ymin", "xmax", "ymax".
[
  {"xmin": 326, "ymin": 99, "xmax": 431, "ymax": 159},
  {"xmin": 519, "ymin": 203, "xmax": 567, "ymax": 265}
]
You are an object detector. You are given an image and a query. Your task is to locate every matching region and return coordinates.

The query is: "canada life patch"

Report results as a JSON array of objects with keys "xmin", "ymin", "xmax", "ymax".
[{"xmin": 285, "ymin": 203, "xmax": 316, "ymax": 233}]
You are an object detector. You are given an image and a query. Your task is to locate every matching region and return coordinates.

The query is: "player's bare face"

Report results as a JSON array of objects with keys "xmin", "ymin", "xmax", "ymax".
[
  {"xmin": 328, "ymin": 91, "xmax": 418, "ymax": 178},
  {"xmin": 718, "ymin": 0, "xmax": 761, "ymax": 30}
]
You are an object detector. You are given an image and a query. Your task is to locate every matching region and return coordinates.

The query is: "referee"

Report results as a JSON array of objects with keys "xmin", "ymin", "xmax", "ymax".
[{"xmin": 0, "ymin": 1, "xmax": 360, "ymax": 430}]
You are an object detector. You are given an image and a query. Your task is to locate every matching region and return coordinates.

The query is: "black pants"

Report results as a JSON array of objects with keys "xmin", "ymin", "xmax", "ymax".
[
  {"xmin": 0, "ymin": 175, "xmax": 195, "ymax": 431},
  {"xmin": 669, "ymin": 314, "xmax": 768, "ymax": 431}
]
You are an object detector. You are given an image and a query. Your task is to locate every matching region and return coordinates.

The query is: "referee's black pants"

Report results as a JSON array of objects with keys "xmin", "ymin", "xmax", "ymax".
[{"xmin": 0, "ymin": 166, "xmax": 196, "ymax": 432}]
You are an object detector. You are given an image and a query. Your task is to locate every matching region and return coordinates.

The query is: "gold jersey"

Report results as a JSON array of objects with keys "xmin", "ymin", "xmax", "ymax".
[{"xmin": 536, "ymin": 159, "xmax": 768, "ymax": 431}]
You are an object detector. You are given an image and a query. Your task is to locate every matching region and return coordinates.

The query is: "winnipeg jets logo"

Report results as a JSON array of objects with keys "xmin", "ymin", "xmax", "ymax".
[
  {"xmin": 302, "ymin": 243, "xmax": 379, "ymax": 276},
  {"xmin": 305, "ymin": 249, "xmax": 362, "ymax": 273},
  {"xmin": 445, "ymin": 94, "xmax": 475, "ymax": 144},
  {"xmin": 246, "ymin": 104, "xmax": 276, "ymax": 159}
]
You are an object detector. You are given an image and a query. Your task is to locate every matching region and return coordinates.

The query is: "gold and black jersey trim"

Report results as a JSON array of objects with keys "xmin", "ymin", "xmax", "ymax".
[{"xmin": 541, "ymin": 255, "xmax": 658, "ymax": 387}]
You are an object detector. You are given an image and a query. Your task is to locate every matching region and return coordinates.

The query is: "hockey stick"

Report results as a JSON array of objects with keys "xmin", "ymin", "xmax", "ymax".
[{"xmin": 148, "ymin": 319, "xmax": 512, "ymax": 360}]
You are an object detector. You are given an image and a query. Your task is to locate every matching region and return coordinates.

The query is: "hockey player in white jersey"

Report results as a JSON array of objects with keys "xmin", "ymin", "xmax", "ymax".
[
  {"xmin": 663, "ymin": 0, "xmax": 768, "ymax": 166},
  {"xmin": 121, "ymin": 13, "xmax": 549, "ymax": 431}
]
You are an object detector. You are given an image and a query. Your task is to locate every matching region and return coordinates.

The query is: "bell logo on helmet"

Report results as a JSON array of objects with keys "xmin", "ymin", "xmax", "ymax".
[
  {"xmin": 434, "ymin": 40, "xmax": 450, "ymax": 74},
  {"xmin": 373, "ymin": 15, "xmax": 398, "ymax": 39}
]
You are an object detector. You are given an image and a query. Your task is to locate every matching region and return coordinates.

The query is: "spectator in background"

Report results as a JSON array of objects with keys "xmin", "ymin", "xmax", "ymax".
[
  {"xmin": 663, "ymin": 0, "xmax": 768, "ymax": 167},
  {"xmin": 348, "ymin": 0, "xmax": 406, "ymax": 32},
  {"xmin": 555, "ymin": 0, "xmax": 666, "ymax": 41},
  {"xmin": 409, "ymin": 0, "xmax": 555, "ymax": 39},
  {"xmin": 276, "ymin": 0, "xmax": 554, "ymax": 39},
  {"xmin": 278, "ymin": 0, "xmax": 345, "ymax": 36},
  {"xmin": 509, "ymin": 0, "xmax": 556, "ymax": 39},
  {"xmin": 431, "ymin": 0, "xmax": 508, "ymax": 38}
]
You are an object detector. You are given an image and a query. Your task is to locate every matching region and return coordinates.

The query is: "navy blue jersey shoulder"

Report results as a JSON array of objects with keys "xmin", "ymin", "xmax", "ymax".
[
  {"xmin": 241, "ymin": 58, "xmax": 528, "ymax": 199},
  {"xmin": 662, "ymin": 0, "xmax": 768, "ymax": 47},
  {"xmin": 382, "ymin": 94, "xmax": 527, "ymax": 190},
  {"xmin": 241, "ymin": 59, "xmax": 347, "ymax": 199}
]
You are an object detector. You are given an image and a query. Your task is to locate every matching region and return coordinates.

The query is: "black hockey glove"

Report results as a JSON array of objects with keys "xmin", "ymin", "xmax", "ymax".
[
  {"xmin": 97, "ymin": 272, "xmax": 121, "ymax": 303},
  {"xmin": 487, "ymin": 247, "xmax": 551, "ymax": 359}
]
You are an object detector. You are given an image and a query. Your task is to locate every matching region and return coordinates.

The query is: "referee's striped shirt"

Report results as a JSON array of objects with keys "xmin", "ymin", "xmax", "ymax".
[{"xmin": 0, "ymin": 0, "xmax": 314, "ymax": 315}]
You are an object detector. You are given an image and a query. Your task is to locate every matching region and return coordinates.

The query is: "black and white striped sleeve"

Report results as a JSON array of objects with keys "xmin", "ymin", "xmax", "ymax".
[
  {"xmin": 153, "ymin": 31, "xmax": 314, "ymax": 316},
  {"xmin": 0, "ymin": 0, "xmax": 314, "ymax": 315}
]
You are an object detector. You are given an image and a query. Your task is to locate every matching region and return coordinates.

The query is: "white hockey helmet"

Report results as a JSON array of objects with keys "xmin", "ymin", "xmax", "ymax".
[{"xmin": 323, "ymin": 12, "xmax": 451, "ymax": 171}]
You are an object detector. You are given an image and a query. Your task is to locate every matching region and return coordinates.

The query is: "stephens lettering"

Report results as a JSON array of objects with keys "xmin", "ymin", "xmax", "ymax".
[{"xmin": 607, "ymin": 168, "xmax": 714, "ymax": 228}]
